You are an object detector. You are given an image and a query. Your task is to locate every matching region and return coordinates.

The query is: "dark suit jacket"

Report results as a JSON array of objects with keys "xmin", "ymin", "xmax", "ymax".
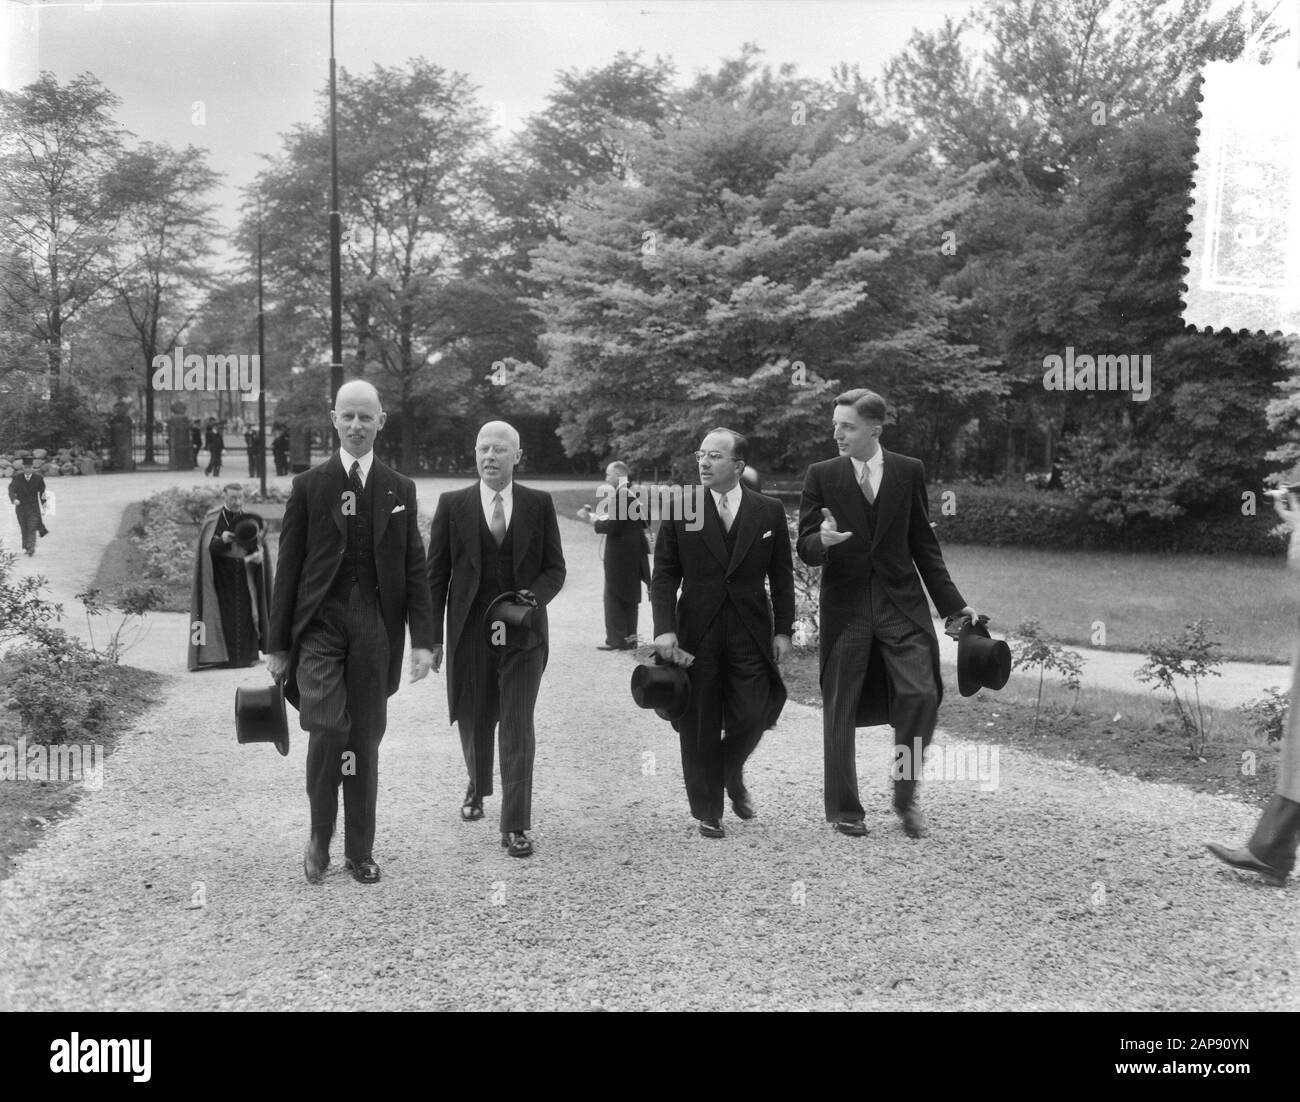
[
  {"xmin": 593, "ymin": 482, "xmax": 651, "ymax": 603},
  {"xmin": 268, "ymin": 453, "xmax": 436, "ymax": 708},
  {"xmin": 651, "ymin": 485, "xmax": 795, "ymax": 732},
  {"xmin": 426, "ymin": 482, "xmax": 567, "ymax": 723},
  {"xmin": 797, "ymin": 450, "xmax": 965, "ymax": 726},
  {"xmin": 8, "ymin": 472, "xmax": 46, "ymax": 508}
]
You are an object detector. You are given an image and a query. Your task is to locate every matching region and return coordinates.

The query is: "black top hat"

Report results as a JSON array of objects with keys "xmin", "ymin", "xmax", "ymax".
[
  {"xmin": 483, "ymin": 591, "xmax": 538, "ymax": 649},
  {"xmin": 957, "ymin": 619, "xmax": 1012, "ymax": 696},
  {"xmin": 235, "ymin": 682, "xmax": 290, "ymax": 755},
  {"xmin": 630, "ymin": 660, "xmax": 691, "ymax": 723},
  {"xmin": 231, "ymin": 514, "xmax": 264, "ymax": 554}
]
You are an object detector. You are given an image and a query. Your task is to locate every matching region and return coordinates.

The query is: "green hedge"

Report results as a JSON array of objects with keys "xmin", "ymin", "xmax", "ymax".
[{"xmin": 928, "ymin": 483, "xmax": 1286, "ymax": 557}]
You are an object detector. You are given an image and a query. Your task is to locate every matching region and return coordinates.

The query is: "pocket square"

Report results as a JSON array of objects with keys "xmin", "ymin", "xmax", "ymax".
[
  {"xmin": 391, "ymin": 504, "xmax": 406, "ymax": 514},
  {"xmin": 762, "ymin": 529, "xmax": 772, "ymax": 539}
]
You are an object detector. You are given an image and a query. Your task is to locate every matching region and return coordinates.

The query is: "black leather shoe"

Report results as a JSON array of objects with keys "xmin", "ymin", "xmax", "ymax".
[
  {"xmin": 501, "ymin": 831, "xmax": 533, "ymax": 857},
  {"xmin": 832, "ymin": 820, "xmax": 868, "ymax": 837},
  {"xmin": 303, "ymin": 837, "xmax": 329, "ymax": 884},
  {"xmin": 897, "ymin": 804, "xmax": 928, "ymax": 838},
  {"xmin": 345, "ymin": 856, "xmax": 381, "ymax": 883},
  {"xmin": 698, "ymin": 819, "xmax": 725, "ymax": 838},
  {"xmin": 461, "ymin": 783, "xmax": 484, "ymax": 821},
  {"xmin": 1206, "ymin": 843, "xmax": 1287, "ymax": 885}
]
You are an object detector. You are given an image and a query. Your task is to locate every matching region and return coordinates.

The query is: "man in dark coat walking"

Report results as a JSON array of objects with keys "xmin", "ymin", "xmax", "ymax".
[
  {"xmin": 651, "ymin": 427, "xmax": 794, "ymax": 838},
  {"xmin": 578, "ymin": 461, "xmax": 650, "ymax": 650},
  {"xmin": 426, "ymin": 420, "xmax": 566, "ymax": 858},
  {"xmin": 7, "ymin": 456, "xmax": 48, "ymax": 556},
  {"xmin": 797, "ymin": 388, "xmax": 983, "ymax": 839},
  {"xmin": 267, "ymin": 380, "xmax": 435, "ymax": 885}
]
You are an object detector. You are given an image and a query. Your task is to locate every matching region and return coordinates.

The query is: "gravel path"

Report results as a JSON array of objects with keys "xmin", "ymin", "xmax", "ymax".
[{"xmin": 1, "ymin": 474, "xmax": 1297, "ymax": 1011}]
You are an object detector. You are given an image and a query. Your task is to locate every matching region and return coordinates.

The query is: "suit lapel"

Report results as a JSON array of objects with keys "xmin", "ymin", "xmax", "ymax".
[
  {"xmin": 327, "ymin": 453, "xmax": 347, "ymax": 540},
  {"xmin": 871, "ymin": 449, "xmax": 903, "ymax": 550},
  {"xmin": 725, "ymin": 487, "xmax": 762, "ymax": 575},
  {"xmin": 458, "ymin": 484, "xmax": 482, "ymax": 578},
  {"xmin": 700, "ymin": 489, "xmax": 730, "ymax": 571},
  {"xmin": 511, "ymin": 483, "xmax": 533, "ymax": 573},
  {"xmin": 370, "ymin": 460, "xmax": 398, "ymax": 550},
  {"xmin": 833, "ymin": 455, "xmax": 870, "ymax": 544}
]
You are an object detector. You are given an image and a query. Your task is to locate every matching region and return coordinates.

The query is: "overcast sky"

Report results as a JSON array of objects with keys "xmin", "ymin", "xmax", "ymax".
[{"xmin": 3, "ymin": 0, "xmax": 983, "ymax": 257}]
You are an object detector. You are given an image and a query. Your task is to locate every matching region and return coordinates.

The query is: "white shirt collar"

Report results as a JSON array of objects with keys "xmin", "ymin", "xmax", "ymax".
[
  {"xmin": 480, "ymin": 480, "xmax": 513, "ymax": 508},
  {"xmin": 339, "ymin": 448, "xmax": 375, "ymax": 486},
  {"xmin": 850, "ymin": 449, "xmax": 883, "ymax": 480},
  {"xmin": 712, "ymin": 483, "xmax": 742, "ymax": 514}
]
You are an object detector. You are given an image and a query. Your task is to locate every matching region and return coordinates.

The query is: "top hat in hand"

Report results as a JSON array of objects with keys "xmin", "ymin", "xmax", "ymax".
[
  {"xmin": 235, "ymin": 682, "xmax": 290, "ymax": 756},
  {"xmin": 630, "ymin": 659, "xmax": 691, "ymax": 723},
  {"xmin": 231, "ymin": 514, "xmax": 264, "ymax": 554},
  {"xmin": 956, "ymin": 618, "xmax": 1011, "ymax": 696},
  {"xmin": 483, "ymin": 591, "xmax": 539, "ymax": 649}
]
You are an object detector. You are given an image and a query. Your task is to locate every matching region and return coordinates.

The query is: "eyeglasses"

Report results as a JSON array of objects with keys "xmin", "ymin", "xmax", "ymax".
[{"xmin": 693, "ymin": 450, "xmax": 734, "ymax": 462}]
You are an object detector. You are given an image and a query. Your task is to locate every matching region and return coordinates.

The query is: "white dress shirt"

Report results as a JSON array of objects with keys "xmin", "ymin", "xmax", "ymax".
[
  {"xmin": 850, "ymin": 450, "xmax": 883, "ymax": 500},
  {"xmin": 338, "ymin": 448, "xmax": 375, "ymax": 487},
  {"xmin": 480, "ymin": 479, "xmax": 514, "ymax": 529}
]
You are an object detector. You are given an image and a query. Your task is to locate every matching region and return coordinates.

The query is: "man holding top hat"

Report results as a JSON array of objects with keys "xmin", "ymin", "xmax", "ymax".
[
  {"xmin": 189, "ymin": 483, "xmax": 273, "ymax": 671},
  {"xmin": 798, "ymin": 388, "xmax": 987, "ymax": 839},
  {"xmin": 649, "ymin": 427, "xmax": 794, "ymax": 838},
  {"xmin": 8, "ymin": 455, "xmax": 48, "ymax": 556},
  {"xmin": 267, "ymin": 380, "xmax": 435, "ymax": 885},
  {"xmin": 426, "ymin": 420, "xmax": 566, "ymax": 858}
]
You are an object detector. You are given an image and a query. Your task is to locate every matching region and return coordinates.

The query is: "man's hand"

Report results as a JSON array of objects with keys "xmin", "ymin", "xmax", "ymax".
[
  {"xmin": 409, "ymin": 647, "xmax": 434, "ymax": 683},
  {"xmin": 221, "ymin": 530, "xmax": 235, "ymax": 544},
  {"xmin": 944, "ymin": 607, "xmax": 989, "ymax": 638},
  {"xmin": 515, "ymin": 589, "xmax": 539, "ymax": 607},
  {"xmin": 773, "ymin": 634, "xmax": 792, "ymax": 664},
  {"xmin": 653, "ymin": 632, "xmax": 694, "ymax": 668},
  {"xmin": 267, "ymin": 651, "xmax": 290, "ymax": 683},
  {"xmin": 245, "ymin": 549, "xmax": 263, "ymax": 565},
  {"xmin": 819, "ymin": 507, "xmax": 853, "ymax": 547},
  {"xmin": 429, "ymin": 644, "xmax": 444, "ymax": 673}
]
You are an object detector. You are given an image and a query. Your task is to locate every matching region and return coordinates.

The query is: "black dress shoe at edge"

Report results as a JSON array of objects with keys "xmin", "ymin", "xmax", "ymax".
[
  {"xmin": 1205, "ymin": 843, "xmax": 1287, "ymax": 885},
  {"xmin": 345, "ymin": 856, "xmax": 381, "ymax": 883},
  {"xmin": 502, "ymin": 831, "xmax": 534, "ymax": 857},
  {"xmin": 698, "ymin": 819, "xmax": 725, "ymax": 839},
  {"xmin": 832, "ymin": 820, "xmax": 868, "ymax": 837}
]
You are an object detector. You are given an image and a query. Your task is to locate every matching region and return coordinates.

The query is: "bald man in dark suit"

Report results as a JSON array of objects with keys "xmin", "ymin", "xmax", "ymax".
[
  {"xmin": 268, "ymin": 380, "xmax": 435, "ymax": 885},
  {"xmin": 426, "ymin": 420, "xmax": 566, "ymax": 858}
]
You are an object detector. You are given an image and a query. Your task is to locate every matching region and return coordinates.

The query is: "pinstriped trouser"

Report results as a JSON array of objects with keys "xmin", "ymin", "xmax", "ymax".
[
  {"xmin": 454, "ymin": 626, "xmax": 545, "ymax": 834},
  {"xmin": 822, "ymin": 581, "xmax": 937, "ymax": 822},
  {"xmin": 296, "ymin": 586, "xmax": 390, "ymax": 860}
]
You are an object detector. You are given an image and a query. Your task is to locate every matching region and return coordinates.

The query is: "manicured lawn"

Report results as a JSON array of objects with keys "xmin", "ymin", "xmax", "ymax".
[{"xmin": 939, "ymin": 544, "xmax": 1293, "ymax": 664}]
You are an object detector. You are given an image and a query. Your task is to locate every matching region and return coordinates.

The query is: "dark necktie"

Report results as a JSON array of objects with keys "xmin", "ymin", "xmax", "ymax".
[
  {"xmin": 350, "ymin": 460, "xmax": 363, "ymax": 502},
  {"xmin": 859, "ymin": 463, "xmax": 876, "ymax": 505},
  {"xmin": 490, "ymin": 492, "xmax": 507, "ymax": 545}
]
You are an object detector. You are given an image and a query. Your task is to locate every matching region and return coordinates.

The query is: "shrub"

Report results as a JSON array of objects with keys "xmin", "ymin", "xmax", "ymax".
[
  {"xmin": 1009, "ymin": 617, "xmax": 1084, "ymax": 736},
  {"xmin": 1136, "ymin": 618, "xmax": 1224, "ymax": 756},
  {"xmin": 1239, "ymin": 686, "xmax": 1289, "ymax": 745},
  {"xmin": 786, "ymin": 512, "xmax": 820, "ymax": 648},
  {"xmin": 0, "ymin": 627, "xmax": 112, "ymax": 744},
  {"xmin": 0, "ymin": 541, "xmax": 62, "ymax": 644},
  {"xmin": 930, "ymin": 482, "xmax": 1286, "ymax": 556}
]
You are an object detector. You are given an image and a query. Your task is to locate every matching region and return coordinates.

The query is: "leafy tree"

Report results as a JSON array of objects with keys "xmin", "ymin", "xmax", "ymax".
[
  {"xmin": 109, "ymin": 142, "xmax": 221, "ymax": 462},
  {"xmin": 523, "ymin": 51, "xmax": 999, "ymax": 474},
  {"xmin": 0, "ymin": 73, "xmax": 127, "ymax": 396}
]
